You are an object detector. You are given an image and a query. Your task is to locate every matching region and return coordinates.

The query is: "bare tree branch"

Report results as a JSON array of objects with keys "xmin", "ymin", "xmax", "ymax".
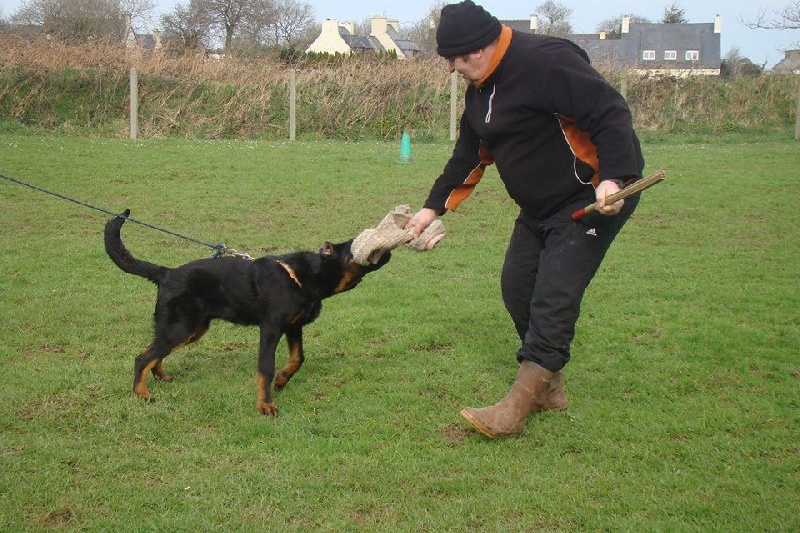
[
  {"xmin": 534, "ymin": 0, "xmax": 573, "ymax": 36},
  {"xmin": 742, "ymin": 1, "xmax": 800, "ymax": 30}
]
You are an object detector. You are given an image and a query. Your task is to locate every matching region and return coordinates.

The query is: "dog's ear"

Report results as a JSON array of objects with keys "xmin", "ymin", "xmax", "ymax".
[{"xmin": 320, "ymin": 242, "xmax": 335, "ymax": 258}]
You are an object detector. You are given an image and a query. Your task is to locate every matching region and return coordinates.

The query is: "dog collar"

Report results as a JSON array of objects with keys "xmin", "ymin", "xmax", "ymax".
[{"xmin": 275, "ymin": 259, "xmax": 303, "ymax": 290}]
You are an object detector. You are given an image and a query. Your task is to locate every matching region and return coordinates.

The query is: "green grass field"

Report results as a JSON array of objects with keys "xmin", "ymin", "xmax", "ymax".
[{"xmin": 1, "ymin": 133, "xmax": 798, "ymax": 531}]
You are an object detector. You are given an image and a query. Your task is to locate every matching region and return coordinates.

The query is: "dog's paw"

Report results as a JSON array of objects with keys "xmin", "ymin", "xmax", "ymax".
[{"xmin": 257, "ymin": 401, "xmax": 279, "ymax": 417}]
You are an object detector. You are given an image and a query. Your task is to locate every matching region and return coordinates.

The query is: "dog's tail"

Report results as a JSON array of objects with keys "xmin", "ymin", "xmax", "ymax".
[{"xmin": 104, "ymin": 209, "xmax": 168, "ymax": 285}]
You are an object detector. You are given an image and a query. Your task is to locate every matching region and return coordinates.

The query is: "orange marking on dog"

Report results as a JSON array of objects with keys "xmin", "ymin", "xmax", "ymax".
[
  {"xmin": 135, "ymin": 359, "xmax": 160, "ymax": 398},
  {"xmin": 335, "ymin": 271, "xmax": 358, "ymax": 293},
  {"xmin": 152, "ymin": 360, "xmax": 173, "ymax": 382},
  {"xmin": 275, "ymin": 344, "xmax": 303, "ymax": 390}
]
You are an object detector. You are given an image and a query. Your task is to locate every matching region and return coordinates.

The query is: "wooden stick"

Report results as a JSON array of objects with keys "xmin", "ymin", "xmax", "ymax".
[{"xmin": 571, "ymin": 169, "xmax": 666, "ymax": 220}]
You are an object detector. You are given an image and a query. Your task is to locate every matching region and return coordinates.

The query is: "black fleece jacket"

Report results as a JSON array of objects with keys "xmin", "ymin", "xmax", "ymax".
[{"xmin": 423, "ymin": 29, "xmax": 645, "ymax": 219}]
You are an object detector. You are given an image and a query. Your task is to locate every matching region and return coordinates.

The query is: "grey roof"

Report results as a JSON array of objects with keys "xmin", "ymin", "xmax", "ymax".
[
  {"xmin": 568, "ymin": 34, "xmax": 629, "ymax": 66},
  {"xmin": 500, "ymin": 19, "xmax": 534, "ymax": 33},
  {"xmin": 386, "ymin": 26, "xmax": 421, "ymax": 54},
  {"xmin": 339, "ymin": 26, "xmax": 373, "ymax": 51}
]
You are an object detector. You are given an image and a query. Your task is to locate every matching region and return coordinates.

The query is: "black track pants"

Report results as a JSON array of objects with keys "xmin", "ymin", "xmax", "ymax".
[{"xmin": 500, "ymin": 194, "xmax": 639, "ymax": 372}]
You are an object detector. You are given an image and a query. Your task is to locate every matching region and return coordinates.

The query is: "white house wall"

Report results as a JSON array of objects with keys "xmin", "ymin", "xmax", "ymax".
[
  {"xmin": 307, "ymin": 19, "xmax": 351, "ymax": 55},
  {"xmin": 370, "ymin": 17, "xmax": 406, "ymax": 59}
]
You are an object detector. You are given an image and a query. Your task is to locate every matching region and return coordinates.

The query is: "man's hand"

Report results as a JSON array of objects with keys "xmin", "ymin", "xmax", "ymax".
[
  {"xmin": 404, "ymin": 208, "xmax": 439, "ymax": 238},
  {"xmin": 595, "ymin": 180, "xmax": 624, "ymax": 216}
]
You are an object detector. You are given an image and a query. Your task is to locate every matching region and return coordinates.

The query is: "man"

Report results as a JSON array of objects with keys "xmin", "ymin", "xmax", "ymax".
[{"xmin": 405, "ymin": 0, "xmax": 645, "ymax": 438}]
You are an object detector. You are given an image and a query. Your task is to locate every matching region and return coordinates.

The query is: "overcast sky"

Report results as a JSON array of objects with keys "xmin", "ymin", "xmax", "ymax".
[{"xmin": 2, "ymin": 0, "xmax": 797, "ymax": 67}]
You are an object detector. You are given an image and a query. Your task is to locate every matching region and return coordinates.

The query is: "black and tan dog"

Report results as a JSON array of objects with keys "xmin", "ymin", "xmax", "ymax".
[{"xmin": 104, "ymin": 209, "xmax": 390, "ymax": 416}]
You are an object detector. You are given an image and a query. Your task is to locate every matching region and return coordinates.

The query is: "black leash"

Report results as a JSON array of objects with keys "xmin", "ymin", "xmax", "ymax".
[{"xmin": 0, "ymin": 173, "xmax": 250, "ymax": 259}]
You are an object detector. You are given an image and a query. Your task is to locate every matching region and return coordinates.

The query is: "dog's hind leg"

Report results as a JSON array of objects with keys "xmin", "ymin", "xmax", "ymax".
[
  {"xmin": 151, "ymin": 360, "xmax": 173, "ymax": 382},
  {"xmin": 274, "ymin": 325, "xmax": 305, "ymax": 391},
  {"xmin": 134, "ymin": 321, "xmax": 210, "ymax": 400},
  {"xmin": 134, "ymin": 345, "xmax": 170, "ymax": 400},
  {"xmin": 256, "ymin": 325, "xmax": 282, "ymax": 416},
  {"xmin": 151, "ymin": 323, "xmax": 210, "ymax": 383}
]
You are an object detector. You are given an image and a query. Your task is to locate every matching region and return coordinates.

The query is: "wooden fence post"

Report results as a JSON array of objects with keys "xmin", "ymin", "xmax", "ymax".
[
  {"xmin": 620, "ymin": 70, "xmax": 628, "ymax": 100},
  {"xmin": 795, "ymin": 77, "xmax": 800, "ymax": 140},
  {"xmin": 289, "ymin": 69, "xmax": 297, "ymax": 141},
  {"xmin": 449, "ymin": 71, "xmax": 458, "ymax": 141},
  {"xmin": 129, "ymin": 67, "xmax": 138, "ymax": 140}
]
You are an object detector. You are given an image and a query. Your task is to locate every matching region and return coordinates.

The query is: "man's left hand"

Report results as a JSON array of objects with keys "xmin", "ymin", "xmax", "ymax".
[{"xmin": 595, "ymin": 180, "xmax": 624, "ymax": 216}]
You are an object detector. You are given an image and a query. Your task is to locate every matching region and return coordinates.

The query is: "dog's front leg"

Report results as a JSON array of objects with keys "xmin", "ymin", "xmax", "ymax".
[
  {"xmin": 256, "ymin": 325, "xmax": 282, "ymax": 416},
  {"xmin": 275, "ymin": 325, "xmax": 305, "ymax": 391}
]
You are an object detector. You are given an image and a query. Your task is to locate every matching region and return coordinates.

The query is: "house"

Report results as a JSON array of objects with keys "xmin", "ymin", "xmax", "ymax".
[
  {"xmin": 772, "ymin": 50, "xmax": 800, "ymax": 74},
  {"xmin": 501, "ymin": 15, "xmax": 722, "ymax": 76},
  {"xmin": 306, "ymin": 17, "xmax": 420, "ymax": 59}
]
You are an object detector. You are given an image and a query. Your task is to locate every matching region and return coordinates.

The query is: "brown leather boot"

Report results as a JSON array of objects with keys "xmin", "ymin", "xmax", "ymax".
[
  {"xmin": 461, "ymin": 361, "xmax": 562, "ymax": 438},
  {"xmin": 531, "ymin": 370, "xmax": 567, "ymax": 413}
]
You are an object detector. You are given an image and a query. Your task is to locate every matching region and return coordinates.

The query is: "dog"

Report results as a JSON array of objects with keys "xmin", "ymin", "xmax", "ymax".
[{"xmin": 104, "ymin": 209, "xmax": 390, "ymax": 416}]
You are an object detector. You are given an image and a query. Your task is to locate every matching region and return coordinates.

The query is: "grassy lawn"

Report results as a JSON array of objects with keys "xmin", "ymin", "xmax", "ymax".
[{"xmin": 0, "ymin": 133, "xmax": 797, "ymax": 531}]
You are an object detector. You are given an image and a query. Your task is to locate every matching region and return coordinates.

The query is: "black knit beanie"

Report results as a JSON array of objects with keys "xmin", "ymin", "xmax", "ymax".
[{"xmin": 436, "ymin": 0, "xmax": 502, "ymax": 57}]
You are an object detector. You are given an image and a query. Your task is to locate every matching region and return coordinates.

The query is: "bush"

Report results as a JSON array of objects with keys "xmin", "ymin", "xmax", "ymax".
[{"xmin": 0, "ymin": 35, "xmax": 796, "ymax": 139}]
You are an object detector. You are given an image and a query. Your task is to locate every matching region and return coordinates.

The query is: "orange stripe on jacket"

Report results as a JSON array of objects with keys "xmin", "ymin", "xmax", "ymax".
[
  {"xmin": 445, "ymin": 26, "xmax": 510, "ymax": 211},
  {"xmin": 476, "ymin": 25, "xmax": 513, "ymax": 88},
  {"xmin": 445, "ymin": 141, "xmax": 495, "ymax": 211},
  {"xmin": 557, "ymin": 115, "xmax": 600, "ymax": 185}
]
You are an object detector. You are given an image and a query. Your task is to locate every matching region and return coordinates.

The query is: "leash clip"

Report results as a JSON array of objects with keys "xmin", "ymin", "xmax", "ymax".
[{"xmin": 212, "ymin": 243, "xmax": 252, "ymax": 261}]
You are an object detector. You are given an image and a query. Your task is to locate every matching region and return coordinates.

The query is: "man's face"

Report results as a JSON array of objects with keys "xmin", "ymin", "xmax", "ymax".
[{"xmin": 446, "ymin": 53, "xmax": 485, "ymax": 83}]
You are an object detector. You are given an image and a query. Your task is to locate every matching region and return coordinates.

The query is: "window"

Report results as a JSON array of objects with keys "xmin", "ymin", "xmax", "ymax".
[
  {"xmin": 664, "ymin": 50, "xmax": 677, "ymax": 60},
  {"xmin": 686, "ymin": 50, "xmax": 699, "ymax": 61},
  {"xmin": 642, "ymin": 50, "xmax": 655, "ymax": 60}
]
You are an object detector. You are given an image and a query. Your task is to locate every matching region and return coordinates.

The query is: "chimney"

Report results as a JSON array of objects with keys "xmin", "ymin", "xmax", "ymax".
[
  {"xmin": 371, "ymin": 16, "xmax": 388, "ymax": 36},
  {"xmin": 621, "ymin": 16, "xmax": 630, "ymax": 34},
  {"xmin": 714, "ymin": 15, "xmax": 722, "ymax": 34},
  {"xmin": 530, "ymin": 15, "xmax": 538, "ymax": 33}
]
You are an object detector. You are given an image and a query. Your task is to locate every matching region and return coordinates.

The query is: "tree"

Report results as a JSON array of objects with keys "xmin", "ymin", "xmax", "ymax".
[
  {"xmin": 229, "ymin": 0, "xmax": 311, "ymax": 51},
  {"xmin": 160, "ymin": 0, "xmax": 213, "ymax": 53},
  {"xmin": 743, "ymin": 1, "xmax": 800, "ymax": 30},
  {"xmin": 595, "ymin": 14, "xmax": 651, "ymax": 38},
  {"xmin": 13, "ymin": 0, "xmax": 117, "ymax": 39},
  {"xmin": 266, "ymin": 0, "xmax": 313, "ymax": 47},
  {"xmin": 195, "ymin": 0, "xmax": 275, "ymax": 53},
  {"xmin": 402, "ymin": 1, "xmax": 445, "ymax": 55},
  {"xmin": 120, "ymin": 0, "xmax": 157, "ymax": 32},
  {"xmin": 661, "ymin": 2, "xmax": 688, "ymax": 24},
  {"xmin": 402, "ymin": 18, "xmax": 437, "ymax": 56},
  {"xmin": 720, "ymin": 46, "xmax": 764, "ymax": 78},
  {"xmin": 10, "ymin": 0, "xmax": 154, "ymax": 40},
  {"xmin": 534, "ymin": 0, "xmax": 572, "ymax": 36}
]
